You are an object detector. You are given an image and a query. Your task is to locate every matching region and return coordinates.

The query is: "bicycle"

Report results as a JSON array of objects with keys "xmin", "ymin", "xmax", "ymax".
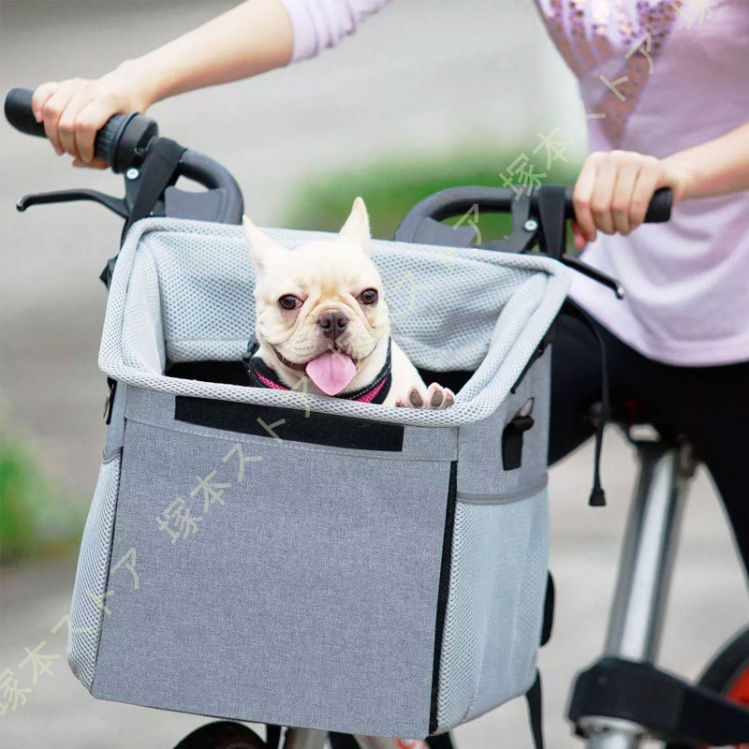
[{"xmin": 5, "ymin": 88, "xmax": 749, "ymax": 749}]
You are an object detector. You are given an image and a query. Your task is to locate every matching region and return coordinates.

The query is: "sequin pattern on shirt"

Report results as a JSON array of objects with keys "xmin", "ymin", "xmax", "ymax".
[{"xmin": 535, "ymin": 0, "xmax": 681, "ymax": 146}]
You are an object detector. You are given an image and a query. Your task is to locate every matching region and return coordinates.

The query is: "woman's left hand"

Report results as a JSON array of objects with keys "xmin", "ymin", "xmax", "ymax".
[{"xmin": 572, "ymin": 150, "xmax": 691, "ymax": 249}]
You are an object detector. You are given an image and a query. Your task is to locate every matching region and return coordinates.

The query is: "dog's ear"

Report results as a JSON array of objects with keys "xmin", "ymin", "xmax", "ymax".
[
  {"xmin": 338, "ymin": 197, "xmax": 371, "ymax": 254},
  {"xmin": 243, "ymin": 215, "xmax": 288, "ymax": 272}
]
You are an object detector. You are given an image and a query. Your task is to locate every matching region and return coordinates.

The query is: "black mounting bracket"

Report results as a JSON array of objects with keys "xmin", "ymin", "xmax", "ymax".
[{"xmin": 569, "ymin": 657, "xmax": 749, "ymax": 745}]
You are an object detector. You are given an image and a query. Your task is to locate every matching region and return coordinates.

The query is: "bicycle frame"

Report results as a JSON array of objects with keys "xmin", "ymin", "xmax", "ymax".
[
  {"xmin": 577, "ymin": 435, "xmax": 697, "ymax": 748},
  {"xmin": 557, "ymin": 429, "xmax": 748, "ymax": 742}
]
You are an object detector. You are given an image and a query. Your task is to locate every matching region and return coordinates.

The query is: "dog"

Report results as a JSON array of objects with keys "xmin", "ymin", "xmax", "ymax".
[{"xmin": 243, "ymin": 197, "xmax": 454, "ymax": 409}]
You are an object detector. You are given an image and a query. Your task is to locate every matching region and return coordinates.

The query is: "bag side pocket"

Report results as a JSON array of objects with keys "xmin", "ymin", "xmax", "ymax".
[
  {"xmin": 433, "ymin": 486, "xmax": 549, "ymax": 730},
  {"xmin": 68, "ymin": 452, "xmax": 121, "ymax": 690}
]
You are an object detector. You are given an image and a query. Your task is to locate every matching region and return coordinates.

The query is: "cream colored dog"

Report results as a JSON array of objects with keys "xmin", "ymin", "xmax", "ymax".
[{"xmin": 243, "ymin": 198, "xmax": 454, "ymax": 409}]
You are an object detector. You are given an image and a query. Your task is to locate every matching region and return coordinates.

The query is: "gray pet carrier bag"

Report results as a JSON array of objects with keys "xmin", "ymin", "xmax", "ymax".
[{"xmin": 68, "ymin": 217, "xmax": 570, "ymax": 738}]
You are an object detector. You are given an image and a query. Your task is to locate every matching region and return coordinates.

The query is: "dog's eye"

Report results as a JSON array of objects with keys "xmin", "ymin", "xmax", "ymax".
[
  {"xmin": 278, "ymin": 295, "xmax": 302, "ymax": 311},
  {"xmin": 358, "ymin": 288, "xmax": 378, "ymax": 305}
]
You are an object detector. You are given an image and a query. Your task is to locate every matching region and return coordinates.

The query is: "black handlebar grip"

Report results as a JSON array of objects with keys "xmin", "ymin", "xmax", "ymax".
[
  {"xmin": 4, "ymin": 87, "xmax": 158, "ymax": 172},
  {"xmin": 564, "ymin": 185, "xmax": 672, "ymax": 223},
  {"xmin": 643, "ymin": 187, "xmax": 673, "ymax": 223},
  {"xmin": 4, "ymin": 88, "xmax": 44, "ymax": 138}
]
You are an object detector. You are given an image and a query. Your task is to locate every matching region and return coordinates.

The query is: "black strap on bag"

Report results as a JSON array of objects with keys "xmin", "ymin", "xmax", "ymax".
[
  {"xmin": 426, "ymin": 732, "xmax": 456, "ymax": 749},
  {"xmin": 122, "ymin": 136, "xmax": 186, "ymax": 236},
  {"xmin": 100, "ymin": 137, "xmax": 187, "ymax": 287},
  {"xmin": 526, "ymin": 671, "xmax": 545, "ymax": 749},
  {"xmin": 265, "ymin": 724, "xmax": 282, "ymax": 749},
  {"xmin": 524, "ymin": 571, "xmax": 555, "ymax": 749}
]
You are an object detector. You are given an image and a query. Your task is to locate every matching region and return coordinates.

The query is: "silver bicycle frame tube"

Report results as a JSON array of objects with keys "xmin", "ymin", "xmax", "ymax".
[
  {"xmin": 282, "ymin": 728, "xmax": 328, "ymax": 749},
  {"xmin": 581, "ymin": 440, "xmax": 696, "ymax": 749}
]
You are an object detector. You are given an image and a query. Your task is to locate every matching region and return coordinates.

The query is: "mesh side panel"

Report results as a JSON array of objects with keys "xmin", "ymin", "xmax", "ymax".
[
  {"xmin": 435, "ymin": 501, "xmax": 481, "ymax": 728},
  {"xmin": 99, "ymin": 220, "xmax": 570, "ymax": 429},
  {"xmin": 121, "ymin": 250, "xmax": 164, "ymax": 374},
  {"xmin": 467, "ymin": 490, "xmax": 548, "ymax": 721},
  {"xmin": 435, "ymin": 489, "xmax": 549, "ymax": 731},
  {"xmin": 68, "ymin": 455, "xmax": 121, "ymax": 690}
]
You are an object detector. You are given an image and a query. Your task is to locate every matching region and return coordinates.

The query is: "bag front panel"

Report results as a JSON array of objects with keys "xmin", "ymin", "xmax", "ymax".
[{"xmin": 90, "ymin": 388, "xmax": 458, "ymax": 738}]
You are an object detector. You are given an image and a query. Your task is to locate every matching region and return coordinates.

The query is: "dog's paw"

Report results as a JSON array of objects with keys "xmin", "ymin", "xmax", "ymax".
[{"xmin": 395, "ymin": 383, "xmax": 455, "ymax": 409}]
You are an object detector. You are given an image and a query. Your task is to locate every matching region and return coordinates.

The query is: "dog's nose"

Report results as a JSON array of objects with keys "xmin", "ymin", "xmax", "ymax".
[{"xmin": 317, "ymin": 310, "xmax": 349, "ymax": 340}]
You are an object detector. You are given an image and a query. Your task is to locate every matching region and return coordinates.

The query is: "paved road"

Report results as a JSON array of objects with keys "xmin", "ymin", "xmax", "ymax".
[{"xmin": 1, "ymin": 2, "xmax": 747, "ymax": 748}]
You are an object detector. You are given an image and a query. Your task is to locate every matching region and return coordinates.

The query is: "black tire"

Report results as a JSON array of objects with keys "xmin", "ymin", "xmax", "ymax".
[
  {"xmin": 665, "ymin": 626, "xmax": 749, "ymax": 749},
  {"xmin": 698, "ymin": 627, "xmax": 749, "ymax": 698},
  {"xmin": 173, "ymin": 721, "xmax": 267, "ymax": 749}
]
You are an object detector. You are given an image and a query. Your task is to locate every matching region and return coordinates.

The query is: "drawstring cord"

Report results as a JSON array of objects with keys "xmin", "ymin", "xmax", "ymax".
[
  {"xmin": 587, "ymin": 317, "xmax": 609, "ymax": 508},
  {"xmin": 561, "ymin": 300, "xmax": 609, "ymax": 507}
]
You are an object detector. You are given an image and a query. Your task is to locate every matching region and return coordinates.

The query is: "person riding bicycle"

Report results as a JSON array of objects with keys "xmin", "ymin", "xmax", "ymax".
[{"xmin": 31, "ymin": 0, "xmax": 749, "ymax": 582}]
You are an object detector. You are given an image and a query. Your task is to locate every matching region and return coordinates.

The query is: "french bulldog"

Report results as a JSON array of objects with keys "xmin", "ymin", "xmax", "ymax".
[{"xmin": 243, "ymin": 197, "xmax": 455, "ymax": 409}]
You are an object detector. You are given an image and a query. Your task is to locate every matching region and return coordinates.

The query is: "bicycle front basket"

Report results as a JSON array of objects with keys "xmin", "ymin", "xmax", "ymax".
[{"xmin": 68, "ymin": 217, "xmax": 569, "ymax": 738}]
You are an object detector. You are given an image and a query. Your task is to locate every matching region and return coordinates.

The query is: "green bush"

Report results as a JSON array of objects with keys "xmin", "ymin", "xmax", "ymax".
[
  {"xmin": 0, "ymin": 435, "xmax": 84, "ymax": 565},
  {"xmin": 283, "ymin": 148, "xmax": 581, "ymax": 242}
]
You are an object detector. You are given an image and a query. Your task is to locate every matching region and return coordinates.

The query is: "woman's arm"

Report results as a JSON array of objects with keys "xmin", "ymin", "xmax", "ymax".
[
  {"xmin": 572, "ymin": 121, "xmax": 749, "ymax": 248},
  {"xmin": 664, "ymin": 121, "xmax": 749, "ymax": 200},
  {"xmin": 32, "ymin": 0, "xmax": 390, "ymax": 167},
  {"xmin": 32, "ymin": 0, "xmax": 294, "ymax": 166},
  {"xmin": 283, "ymin": 0, "xmax": 391, "ymax": 61}
]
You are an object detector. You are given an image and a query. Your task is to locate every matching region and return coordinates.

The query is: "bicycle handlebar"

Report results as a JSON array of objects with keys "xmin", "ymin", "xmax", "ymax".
[
  {"xmin": 5, "ymin": 87, "xmax": 245, "ymax": 224},
  {"xmin": 397, "ymin": 184, "xmax": 672, "ymax": 227},
  {"xmin": 6, "ymin": 86, "xmax": 671, "ymax": 242}
]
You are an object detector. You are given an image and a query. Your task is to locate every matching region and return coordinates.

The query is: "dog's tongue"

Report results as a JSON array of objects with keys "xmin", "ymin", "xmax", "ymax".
[{"xmin": 305, "ymin": 351, "xmax": 357, "ymax": 396}]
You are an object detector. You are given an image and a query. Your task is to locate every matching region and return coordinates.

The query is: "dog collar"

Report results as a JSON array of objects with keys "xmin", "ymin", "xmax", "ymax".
[
  {"xmin": 269, "ymin": 345, "xmax": 307, "ymax": 372},
  {"xmin": 243, "ymin": 339, "xmax": 392, "ymax": 405}
]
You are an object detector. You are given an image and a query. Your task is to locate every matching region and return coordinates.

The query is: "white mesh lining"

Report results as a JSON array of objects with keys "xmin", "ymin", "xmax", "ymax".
[
  {"xmin": 68, "ymin": 454, "xmax": 121, "ymax": 690},
  {"xmin": 100, "ymin": 219, "xmax": 570, "ymax": 428}
]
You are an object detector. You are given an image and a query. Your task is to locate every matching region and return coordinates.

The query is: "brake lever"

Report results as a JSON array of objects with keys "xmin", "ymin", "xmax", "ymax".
[
  {"xmin": 17, "ymin": 188, "xmax": 128, "ymax": 218},
  {"xmin": 560, "ymin": 253, "xmax": 625, "ymax": 298}
]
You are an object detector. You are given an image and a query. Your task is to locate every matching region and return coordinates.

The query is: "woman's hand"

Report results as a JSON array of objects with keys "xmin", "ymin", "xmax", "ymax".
[
  {"xmin": 571, "ymin": 150, "xmax": 691, "ymax": 249},
  {"xmin": 31, "ymin": 64, "xmax": 154, "ymax": 169}
]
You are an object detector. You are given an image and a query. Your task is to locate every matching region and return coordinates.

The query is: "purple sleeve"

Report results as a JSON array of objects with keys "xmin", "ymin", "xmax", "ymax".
[{"xmin": 279, "ymin": 0, "xmax": 392, "ymax": 61}]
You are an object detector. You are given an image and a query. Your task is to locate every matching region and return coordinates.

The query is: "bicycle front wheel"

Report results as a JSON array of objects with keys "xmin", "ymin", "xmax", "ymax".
[
  {"xmin": 666, "ymin": 626, "xmax": 749, "ymax": 749},
  {"xmin": 173, "ymin": 720, "xmax": 266, "ymax": 749}
]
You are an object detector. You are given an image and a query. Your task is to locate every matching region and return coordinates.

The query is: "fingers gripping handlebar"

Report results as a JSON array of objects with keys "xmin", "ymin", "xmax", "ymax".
[
  {"xmin": 395, "ymin": 184, "xmax": 672, "ymax": 229},
  {"xmin": 4, "ymin": 87, "xmax": 244, "ymax": 224},
  {"xmin": 5, "ymin": 87, "xmax": 157, "ymax": 173}
]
